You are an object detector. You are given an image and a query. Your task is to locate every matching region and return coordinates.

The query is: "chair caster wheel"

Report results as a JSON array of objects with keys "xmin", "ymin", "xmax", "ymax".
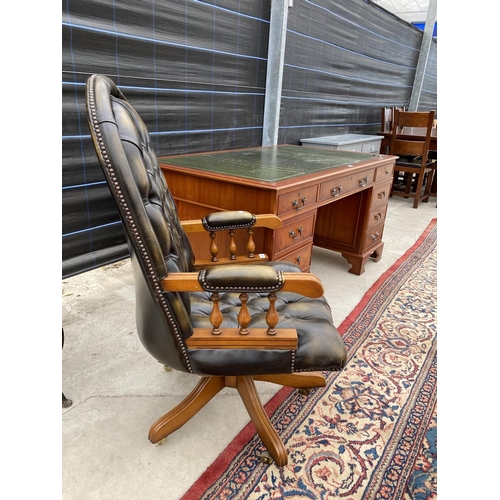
[
  {"xmin": 259, "ymin": 451, "xmax": 273, "ymax": 464},
  {"xmin": 163, "ymin": 365, "xmax": 172, "ymax": 372},
  {"xmin": 155, "ymin": 437, "xmax": 167, "ymax": 446},
  {"xmin": 299, "ymin": 388, "xmax": 312, "ymax": 396}
]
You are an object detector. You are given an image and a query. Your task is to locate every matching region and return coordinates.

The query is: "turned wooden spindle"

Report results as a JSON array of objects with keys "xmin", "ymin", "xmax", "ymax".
[
  {"xmin": 246, "ymin": 228, "xmax": 255, "ymax": 258},
  {"xmin": 209, "ymin": 231, "xmax": 218, "ymax": 262},
  {"xmin": 266, "ymin": 292, "xmax": 279, "ymax": 336},
  {"xmin": 238, "ymin": 293, "xmax": 251, "ymax": 335},
  {"xmin": 210, "ymin": 292, "xmax": 223, "ymax": 335},
  {"xmin": 228, "ymin": 229, "xmax": 237, "ymax": 260}
]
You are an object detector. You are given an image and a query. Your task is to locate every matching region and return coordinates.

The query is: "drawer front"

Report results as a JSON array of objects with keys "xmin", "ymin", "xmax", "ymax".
[
  {"xmin": 374, "ymin": 162, "xmax": 394, "ymax": 181},
  {"xmin": 280, "ymin": 244, "xmax": 313, "ymax": 272},
  {"xmin": 302, "ymin": 143, "xmax": 363, "ymax": 152},
  {"xmin": 319, "ymin": 169, "xmax": 374, "ymax": 202},
  {"xmin": 364, "ymin": 223, "xmax": 385, "ymax": 250},
  {"xmin": 274, "ymin": 213, "xmax": 316, "ymax": 255},
  {"xmin": 370, "ymin": 180, "xmax": 392, "ymax": 208},
  {"xmin": 337, "ymin": 143, "xmax": 363, "ymax": 152},
  {"xmin": 278, "ymin": 185, "xmax": 318, "ymax": 216},
  {"xmin": 368, "ymin": 204, "xmax": 388, "ymax": 229},
  {"xmin": 301, "ymin": 143, "xmax": 341, "ymax": 151},
  {"xmin": 361, "ymin": 139, "xmax": 382, "ymax": 154}
]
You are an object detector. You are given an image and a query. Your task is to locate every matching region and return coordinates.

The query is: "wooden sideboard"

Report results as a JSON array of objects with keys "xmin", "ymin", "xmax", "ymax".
[{"xmin": 159, "ymin": 145, "xmax": 396, "ymax": 275}]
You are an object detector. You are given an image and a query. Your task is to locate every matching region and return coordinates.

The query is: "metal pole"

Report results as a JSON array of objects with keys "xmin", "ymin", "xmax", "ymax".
[
  {"xmin": 408, "ymin": 0, "xmax": 437, "ymax": 111},
  {"xmin": 262, "ymin": 0, "xmax": 291, "ymax": 146}
]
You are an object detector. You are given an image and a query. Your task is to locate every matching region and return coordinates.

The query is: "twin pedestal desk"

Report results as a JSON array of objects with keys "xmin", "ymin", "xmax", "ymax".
[{"xmin": 159, "ymin": 145, "xmax": 396, "ymax": 275}]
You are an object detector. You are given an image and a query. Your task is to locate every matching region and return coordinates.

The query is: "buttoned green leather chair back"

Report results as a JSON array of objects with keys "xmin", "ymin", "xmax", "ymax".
[{"xmin": 85, "ymin": 74, "xmax": 346, "ymax": 377}]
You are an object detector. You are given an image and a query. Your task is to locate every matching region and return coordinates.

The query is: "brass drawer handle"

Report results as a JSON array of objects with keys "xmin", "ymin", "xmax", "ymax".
[
  {"xmin": 371, "ymin": 232, "xmax": 380, "ymax": 241},
  {"xmin": 289, "ymin": 227, "xmax": 303, "ymax": 240},
  {"xmin": 358, "ymin": 177, "xmax": 368, "ymax": 187},
  {"xmin": 373, "ymin": 212, "xmax": 382, "ymax": 221},
  {"xmin": 330, "ymin": 186, "xmax": 342, "ymax": 197},
  {"xmin": 292, "ymin": 197, "xmax": 307, "ymax": 210},
  {"xmin": 377, "ymin": 190, "xmax": 386, "ymax": 199},
  {"xmin": 295, "ymin": 255, "xmax": 302, "ymax": 265}
]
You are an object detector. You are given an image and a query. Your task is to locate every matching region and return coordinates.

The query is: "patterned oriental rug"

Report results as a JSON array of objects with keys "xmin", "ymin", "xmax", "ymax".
[{"xmin": 182, "ymin": 219, "xmax": 437, "ymax": 500}]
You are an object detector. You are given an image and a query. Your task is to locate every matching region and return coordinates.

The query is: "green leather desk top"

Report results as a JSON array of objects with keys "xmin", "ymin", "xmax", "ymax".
[{"xmin": 159, "ymin": 146, "xmax": 375, "ymax": 182}]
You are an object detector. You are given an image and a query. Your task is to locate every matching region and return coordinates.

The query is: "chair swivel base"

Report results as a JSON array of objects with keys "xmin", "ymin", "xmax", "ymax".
[{"xmin": 148, "ymin": 372, "xmax": 326, "ymax": 467}]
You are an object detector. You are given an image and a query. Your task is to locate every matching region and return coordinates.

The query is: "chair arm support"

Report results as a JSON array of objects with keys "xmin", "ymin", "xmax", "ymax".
[
  {"xmin": 181, "ymin": 213, "xmax": 282, "ymax": 233},
  {"xmin": 161, "ymin": 268, "xmax": 324, "ymax": 298}
]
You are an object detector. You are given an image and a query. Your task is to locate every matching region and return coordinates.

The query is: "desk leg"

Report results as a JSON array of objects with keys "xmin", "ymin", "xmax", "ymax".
[
  {"xmin": 371, "ymin": 244, "xmax": 384, "ymax": 263},
  {"xmin": 342, "ymin": 241, "xmax": 384, "ymax": 276}
]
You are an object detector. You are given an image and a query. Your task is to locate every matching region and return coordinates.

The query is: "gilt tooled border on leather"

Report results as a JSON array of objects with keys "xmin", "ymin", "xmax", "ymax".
[
  {"xmin": 201, "ymin": 214, "xmax": 257, "ymax": 232},
  {"xmin": 198, "ymin": 269, "xmax": 284, "ymax": 293},
  {"xmin": 86, "ymin": 75, "xmax": 193, "ymax": 373}
]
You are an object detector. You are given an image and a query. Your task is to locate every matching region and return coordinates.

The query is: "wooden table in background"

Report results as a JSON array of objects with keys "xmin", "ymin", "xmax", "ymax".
[{"xmin": 159, "ymin": 145, "xmax": 396, "ymax": 275}]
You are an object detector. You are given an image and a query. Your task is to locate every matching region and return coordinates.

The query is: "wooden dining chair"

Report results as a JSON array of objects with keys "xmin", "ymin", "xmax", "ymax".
[
  {"xmin": 380, "ymin": 106, "xmax": 405, "ymax": 133},
  {"xmin": 388, "ymin": 109, "xmax": 436, "ymax": 209},
  {"xmin": 428, "ymin": 118, "xmax": 437, "ymax": 199},
  {"xmin": 428, "ymin": 150, "xmax": 437, "ymax": 198},
  {"xmin": 380, "ymin": 106, "xmax": 405, "ymax": 154}
]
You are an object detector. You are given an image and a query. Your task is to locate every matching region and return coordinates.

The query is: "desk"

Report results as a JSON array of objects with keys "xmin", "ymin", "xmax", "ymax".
[
  {"xmin": 159, "ymin": 146, "xmax": 396, "ymax": 275},
  {"xmin": 379, "ymin": 127, "xmax": 437, "ymax": 154}
]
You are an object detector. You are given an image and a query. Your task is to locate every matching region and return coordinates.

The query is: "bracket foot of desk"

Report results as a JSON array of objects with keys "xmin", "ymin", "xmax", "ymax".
[{"xmin": 342, "ymin": 242, "xmax": 384, "ymax": 276}]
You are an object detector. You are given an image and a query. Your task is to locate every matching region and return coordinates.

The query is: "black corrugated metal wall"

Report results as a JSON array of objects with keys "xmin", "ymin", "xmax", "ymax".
[
  {"xmin": 62, "ymin": 0, "xmax": 437, "ymax": 278},
  {"xmin": 278, "ymin": 0, "xmax": 437, "ymax": 143}
]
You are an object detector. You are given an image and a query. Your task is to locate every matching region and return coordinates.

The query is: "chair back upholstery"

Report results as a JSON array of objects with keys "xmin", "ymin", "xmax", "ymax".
[
  {"xmin": 86, "ymin": 74, "xmax": 196, "ymax": 372},
  {"xmin": 389, "ymin": 109, "xmax": 435, "ymax": 163},
  {"xmin": 86, "ymin": 74, "xmax": 347, "ymax": 379}
]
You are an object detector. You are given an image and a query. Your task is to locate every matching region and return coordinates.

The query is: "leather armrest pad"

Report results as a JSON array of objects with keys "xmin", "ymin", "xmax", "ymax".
[
  {"xmin": 202, "ymin": 211, "xmax": 256, "ymax": 231},
  {"xmin": 198, "ymin": 265, "xmax": 284, "ymax": 293}
]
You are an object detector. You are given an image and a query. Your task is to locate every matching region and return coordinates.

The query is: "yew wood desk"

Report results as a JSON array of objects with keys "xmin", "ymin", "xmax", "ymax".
[{"xmin": 159, "ymin": 145, "xmax": 397, "ymax": 275}]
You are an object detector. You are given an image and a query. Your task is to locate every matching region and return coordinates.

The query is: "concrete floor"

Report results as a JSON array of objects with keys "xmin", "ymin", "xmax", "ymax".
[{"xmin": 62, "ymin": 196, "xmax": 437, "ymax": 500}]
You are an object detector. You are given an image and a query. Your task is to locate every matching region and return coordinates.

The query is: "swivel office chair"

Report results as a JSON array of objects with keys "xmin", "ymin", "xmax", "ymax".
[{"xmin": 85, "ymin": 74, "xmax": 347, "ymax": 466}]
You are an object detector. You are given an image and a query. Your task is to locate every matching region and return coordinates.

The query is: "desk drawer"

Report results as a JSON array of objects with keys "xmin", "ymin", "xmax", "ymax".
[
  {"xmin": 302, "ymin": 142, "xmax": 363, "ymax": 152},
  {"xmin": 319, "ymin": 169, "xmax": 374, "ymax": 202},
  {"xmin": 337, "ymin": 143, "xmax": 363, "ymax": 152},
  {"xmin": 278, "ymin": 185, "xmax": 318, "ymax": 216},
  {"xmin": 361, "ymin": 139, "xmax": 382, "ymax": 154},
  {"xmin": 374, "ymin": 162, "xmax": 394, "ymax": 181},
  {"xmin": 280, "ymin": 245, "xmax": 313, "ymax": 272},
  {"xmin": 364, "ymin": 223, "xmax": 385, "ymax": 249},
  {"xmin": 274, "ymin": 213, "xmax": 315, "ymax": 255},
  {"xmin": 368, "ymin": 205, "xmax": 388, "ymax": 229},
  {"xmin": 301, "ymin": 143, "xmax": 362, "ymax": 152},
  {"xmin": 371, "ymin": 180, "xmax": 392, "ymax": 208}
]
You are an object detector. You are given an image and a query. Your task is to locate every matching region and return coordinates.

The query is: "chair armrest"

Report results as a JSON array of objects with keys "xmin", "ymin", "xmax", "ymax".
[
  {"xmin": 161, "ymin": 266, "xmax": 325, "ymax": 350},
  {"xmin": 161, "ymin": 267, "xmax": 324, "ymax": 298},
  {"xmin": 181, "ymin": 212, "xmax": 282, "ymax": 233}
]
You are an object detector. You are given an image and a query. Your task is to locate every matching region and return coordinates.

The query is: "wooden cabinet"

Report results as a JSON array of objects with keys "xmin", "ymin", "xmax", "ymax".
[{"xmin": 159, "ymin": 146, "xmax": 395, "ymax": 275}]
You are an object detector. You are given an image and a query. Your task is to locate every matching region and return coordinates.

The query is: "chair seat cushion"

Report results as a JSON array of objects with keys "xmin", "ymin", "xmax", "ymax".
[
  {"xmin": 396, "ymin": 156, "xmax": 433, "ymax": 168},
  {"xmin": 187, "ymin": 261, "xmax": 347, "ymax": 376}
]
